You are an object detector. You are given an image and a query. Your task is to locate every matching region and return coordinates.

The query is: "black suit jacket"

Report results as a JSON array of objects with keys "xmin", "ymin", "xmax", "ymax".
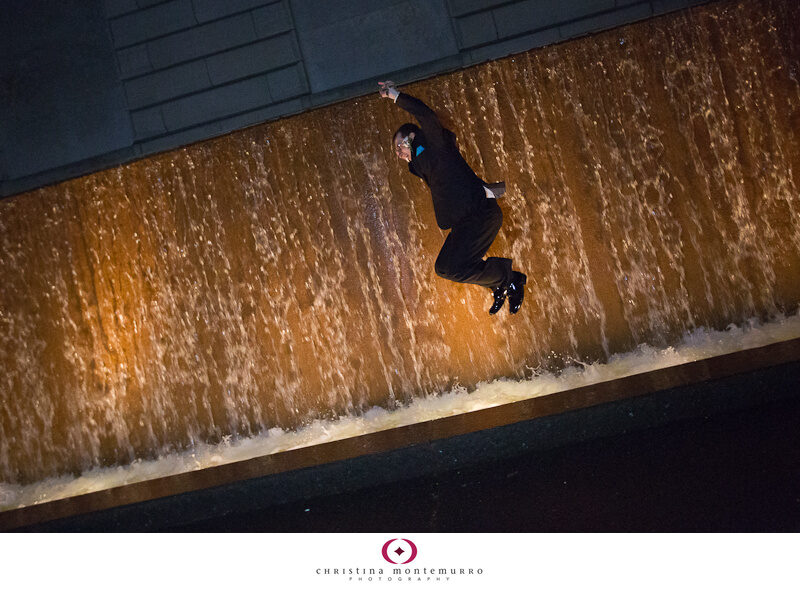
[{"xmin": 396, "ymin": 93, "xmax": 486, "ymax": 230}]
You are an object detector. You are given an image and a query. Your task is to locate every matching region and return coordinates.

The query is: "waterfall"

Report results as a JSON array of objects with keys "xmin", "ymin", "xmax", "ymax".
[{"xmin": 0, "ymin": 0, "xmax": 798, "ymax": 486}]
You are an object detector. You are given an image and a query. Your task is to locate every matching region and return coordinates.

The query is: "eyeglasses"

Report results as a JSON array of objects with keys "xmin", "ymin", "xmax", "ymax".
[{"xmin": 394, "ymin": 136, "xmax": 411, "ymax": 155}]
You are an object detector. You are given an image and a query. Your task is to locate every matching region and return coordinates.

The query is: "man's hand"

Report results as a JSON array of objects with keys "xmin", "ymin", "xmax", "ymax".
[{"xmin": 378, "ymin": 80, "xmax": 399, "ymax": 101}]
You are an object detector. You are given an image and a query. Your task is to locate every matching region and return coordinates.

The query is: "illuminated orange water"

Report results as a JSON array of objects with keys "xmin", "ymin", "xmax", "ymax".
[{"xmin": 1, "ymin": 0, "xmax": 798, "ymax": 484}]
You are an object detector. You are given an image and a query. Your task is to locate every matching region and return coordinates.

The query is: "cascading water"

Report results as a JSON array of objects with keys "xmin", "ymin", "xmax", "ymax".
[{"xmin": 0, "ymin": 0, "xmax": 798, "ymax": 503}]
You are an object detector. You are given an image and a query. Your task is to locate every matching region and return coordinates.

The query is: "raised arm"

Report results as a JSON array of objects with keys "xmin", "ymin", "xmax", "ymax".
[{"xmin": 379, "ymin": 81, "xmax": 445, "ymax": 144}]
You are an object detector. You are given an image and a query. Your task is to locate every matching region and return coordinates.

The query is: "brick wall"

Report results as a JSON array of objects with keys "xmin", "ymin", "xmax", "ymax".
[{"xmin": 1, "ymin": 0, "xmax": 712, "ymax": 197}]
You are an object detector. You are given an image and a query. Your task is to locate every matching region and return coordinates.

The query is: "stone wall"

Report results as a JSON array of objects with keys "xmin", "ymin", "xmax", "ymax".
[{"xmin": 1, "ymin": 0, "xmax": 711, "ymax": 197}]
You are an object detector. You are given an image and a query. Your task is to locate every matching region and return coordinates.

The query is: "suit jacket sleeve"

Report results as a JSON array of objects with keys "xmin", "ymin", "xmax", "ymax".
[{"xmin": 395, "ymin": 93, "xmax": 447, "ymax": 149}]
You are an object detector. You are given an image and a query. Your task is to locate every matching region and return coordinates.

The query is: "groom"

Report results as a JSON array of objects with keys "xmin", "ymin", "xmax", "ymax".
[{"xmin": 379, "ymin": 81, "xmax": 526, "ymax": 314}]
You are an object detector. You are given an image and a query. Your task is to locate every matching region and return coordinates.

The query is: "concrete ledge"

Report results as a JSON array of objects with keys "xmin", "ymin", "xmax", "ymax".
[
  {"xmin": 465, "ymin": 27, "xmax": 561, "ymax": 65},
  {"xmin": 137, "ymin": 97, "xmax": 305, "ymax": 154},
  {"xmin": 653, "ymin": 0, "xmax": 697, "ymax": 14},
  {"xmin": 559, "ymin": 1, "xmax": 653, "ymax": 37},
  {"xmin": 0, "ymin": 146, "xmax": 143, "ymax": 199},
  {"xmin": 2, "ymin": 337, "xmax": 799, "ymax": 531}
]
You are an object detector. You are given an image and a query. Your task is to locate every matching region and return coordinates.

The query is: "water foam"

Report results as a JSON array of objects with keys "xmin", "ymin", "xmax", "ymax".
[{"xmin": 2, "ymin": 313, "xmax": 799, "ymax": 512}]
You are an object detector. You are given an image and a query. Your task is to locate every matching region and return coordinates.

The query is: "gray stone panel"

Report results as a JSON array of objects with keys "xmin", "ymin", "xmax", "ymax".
[
  {"xmin": 652, "ymin": 0, "xmax": 694, "ymax": 15},
  {"xmin": 131, "ymin": 106, "xmax": 167, "ymax": 139},
  {"xmin": 136, "ymin": 0, "xmax": 169, "ymax": 7},
  {"xmin": 0, "ymin": 1, "xmax": 133, "ymax": 180},
  {"xmin": 139, "ymin": 125, "xmax": 216, "ymax": 154},
  {"xmin": 193, "ymin": 0, "xmax": 277, "ymax": 23},
  {"xmin": 293, "ymin": 0, "xmax": 459, "ymax": 93},
  {"xmin": 139, "ymin": 97, "xmax": 304, "ymax": 154},
  {"xmin": 161, "ymin": 75, "xmax": 271, "ymax": 130},
  {"xmin": 146, "ymin": 13, "xmax": 257, "ymax": 70},
  {"xmin": 290, "ymin": 0, "xmax": 406, "ymax": 31},
  {"xmin": 465, "ymin": 27, "xmax": 561, "ymax": 64},
  {"xmin": 206, "ymin": 35, "xmax": 299, "ymax": 85},
  {"xmin": 140, "ymin": 123, "xmax": 220, "ymax": 154},
  {"xmin": 117, "ymin": 44, "xmax": 153, "ymax": 78},
  {"xmin": 559, "ymin": 2, "xmax": 652, "ymax": 37},
  {"xmin": 305, "ymin": 53, "xmax": 464, "ymax": 108},
  {"xmin": 110, "ymin": 0, "xmax": 197, "ymax": 48},
  {"xmin": 456, "ymin": 12, "xmax": 499, "ymax": 49},
  {"xmin": 447, "ymin": 0, "xmax": 509, "ymax": 18},
  {"xmin": 124, "ymin": 60, "xmax": 211, "ymax": 108},
  {"xmin": 252, "ymin": 2, "xmax": 294, "ymax": 38},
  {"xmin": 105, "ymin": 0, "xmax": 138, "ymax": 18},
  {"xmin": 267, "ymin": 64, "xmax": 309, "ymax": 102},
  {"xmin": 493, "ymin": 0, "xmax": 615, "ymax": 39}
]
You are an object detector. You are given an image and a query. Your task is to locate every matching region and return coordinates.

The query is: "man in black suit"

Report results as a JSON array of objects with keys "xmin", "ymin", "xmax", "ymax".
[{"xmin": 379, "ymin": 81, "xmax": 526, "ymax": 314}]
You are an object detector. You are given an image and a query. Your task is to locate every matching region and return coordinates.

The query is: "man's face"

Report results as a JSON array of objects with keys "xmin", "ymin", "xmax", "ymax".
[{"xmin": 394, "ymin": 132, "xmax": 414, "ymax": 162}]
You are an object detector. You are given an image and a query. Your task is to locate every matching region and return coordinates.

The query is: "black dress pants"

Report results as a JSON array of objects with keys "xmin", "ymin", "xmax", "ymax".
[{"xmin": 434, "ymin": 200, "xmax": 512, "ymax": 290}]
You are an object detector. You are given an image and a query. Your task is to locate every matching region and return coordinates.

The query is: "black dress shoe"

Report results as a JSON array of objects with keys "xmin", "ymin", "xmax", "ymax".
[
  {"xmin": 507, "ymin": 271, "xmax": 526, "ymax": 314},
  {"xmin": 488, "ymin": 286, "xmax": 507, "ymax": 314}
]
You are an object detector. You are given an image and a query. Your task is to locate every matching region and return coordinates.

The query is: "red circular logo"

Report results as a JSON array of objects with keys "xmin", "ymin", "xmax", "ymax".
[{"xmin": 381, "ymin": 539, "xmax": 418, "ymax": 564}]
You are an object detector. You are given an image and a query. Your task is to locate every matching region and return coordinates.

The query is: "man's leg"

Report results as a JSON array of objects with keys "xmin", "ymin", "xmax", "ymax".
[{"xmin": 434, "ymin": 202, "xmax": 512, "ymax": 290}]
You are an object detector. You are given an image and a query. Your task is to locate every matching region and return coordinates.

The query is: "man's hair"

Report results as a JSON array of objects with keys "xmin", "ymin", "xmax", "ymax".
[{"xmin": 392, "ymin": 123, "xmax": 420, "ymax": 146}]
